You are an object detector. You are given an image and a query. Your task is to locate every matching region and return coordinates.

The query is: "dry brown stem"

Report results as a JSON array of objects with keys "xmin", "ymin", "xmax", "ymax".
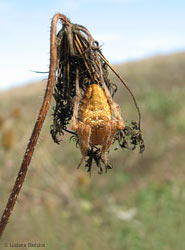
[{"xmin": 0, "ymin": 13, "xmax": 69, "ymax": 238}]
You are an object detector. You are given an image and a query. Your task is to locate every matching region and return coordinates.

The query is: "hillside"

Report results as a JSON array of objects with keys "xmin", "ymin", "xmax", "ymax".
[{"xmin": 0, "ymin": 51, "xmax": 185, "ymax": 250}]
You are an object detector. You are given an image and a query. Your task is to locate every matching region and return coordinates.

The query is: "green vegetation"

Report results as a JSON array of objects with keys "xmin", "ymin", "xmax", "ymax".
[{"xmin": 0, "ymin": 52, "xmax": 185, "ymax": 250}]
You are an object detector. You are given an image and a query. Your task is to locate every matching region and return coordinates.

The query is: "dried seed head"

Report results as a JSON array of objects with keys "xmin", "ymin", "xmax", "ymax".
[{"xmin": 50, "ymin": 17, "xmax": 145, "ymax": 173}]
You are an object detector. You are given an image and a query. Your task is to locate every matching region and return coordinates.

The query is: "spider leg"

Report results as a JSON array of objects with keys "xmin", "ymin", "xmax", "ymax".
[
  {"xmin": 77, "ymin": 122, "xmax": 91, "ymax": 168},
  {"xmin": 71, "ymin": 68, "xmax": 81, "ymax": 130},
  {"xmin": 101, "ymin": 121, "xmax": 118, "ymax": 172},
  {"xmin": 97, "ymin": 60, "xmax": 125, "ymax": 129},
  {"xmin": 113, "ymin": 103, "xmax": 125, "ymax": 129}
]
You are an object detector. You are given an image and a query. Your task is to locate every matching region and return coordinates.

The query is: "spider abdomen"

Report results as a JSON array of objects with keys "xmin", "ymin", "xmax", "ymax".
[{"xmin": 79, "ymin": 84, "xmax": 111, "ymax": 127}]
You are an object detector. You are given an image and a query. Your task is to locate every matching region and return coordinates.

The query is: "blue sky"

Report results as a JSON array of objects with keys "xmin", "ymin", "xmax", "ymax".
[{"xmin": 0, "ymin": 0, "xmax": 185, "ymax": 90}]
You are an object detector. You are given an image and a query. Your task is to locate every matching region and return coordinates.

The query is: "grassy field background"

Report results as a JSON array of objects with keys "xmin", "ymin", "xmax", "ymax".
[{"xmin": 0, "ymin": 51, "xmax": 185, "ymax": 250}]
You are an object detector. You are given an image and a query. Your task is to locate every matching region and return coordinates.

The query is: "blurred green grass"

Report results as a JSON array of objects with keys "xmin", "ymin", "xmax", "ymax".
[{"xmin": 0, "ymin": 51, "xmax": 185, "ymax": 250}]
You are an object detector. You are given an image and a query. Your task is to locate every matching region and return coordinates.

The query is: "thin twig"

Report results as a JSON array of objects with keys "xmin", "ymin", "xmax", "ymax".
[{"xmin": 0, "ymin": 13, "xmax": 69, "ymax": 238}]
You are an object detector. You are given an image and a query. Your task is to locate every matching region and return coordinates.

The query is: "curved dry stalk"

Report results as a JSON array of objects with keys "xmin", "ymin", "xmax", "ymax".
[{"xmin": 0, "ymin": 13, "xmax": 69, "ymax": 238}]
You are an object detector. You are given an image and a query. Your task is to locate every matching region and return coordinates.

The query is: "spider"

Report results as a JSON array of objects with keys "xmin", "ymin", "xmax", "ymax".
[{"xmin": 71, "ymin": 70, "xmax": 125, "ymax": 171}]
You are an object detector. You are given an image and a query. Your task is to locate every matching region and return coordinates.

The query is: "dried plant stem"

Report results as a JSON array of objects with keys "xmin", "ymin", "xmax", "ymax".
[
  {"xmin": 74, "ymin": 34, "xmax": 94, "ymax": 81},
  {"xmin": 0, "ymin": 13, "xmax": 69, "ymax": 238}
]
